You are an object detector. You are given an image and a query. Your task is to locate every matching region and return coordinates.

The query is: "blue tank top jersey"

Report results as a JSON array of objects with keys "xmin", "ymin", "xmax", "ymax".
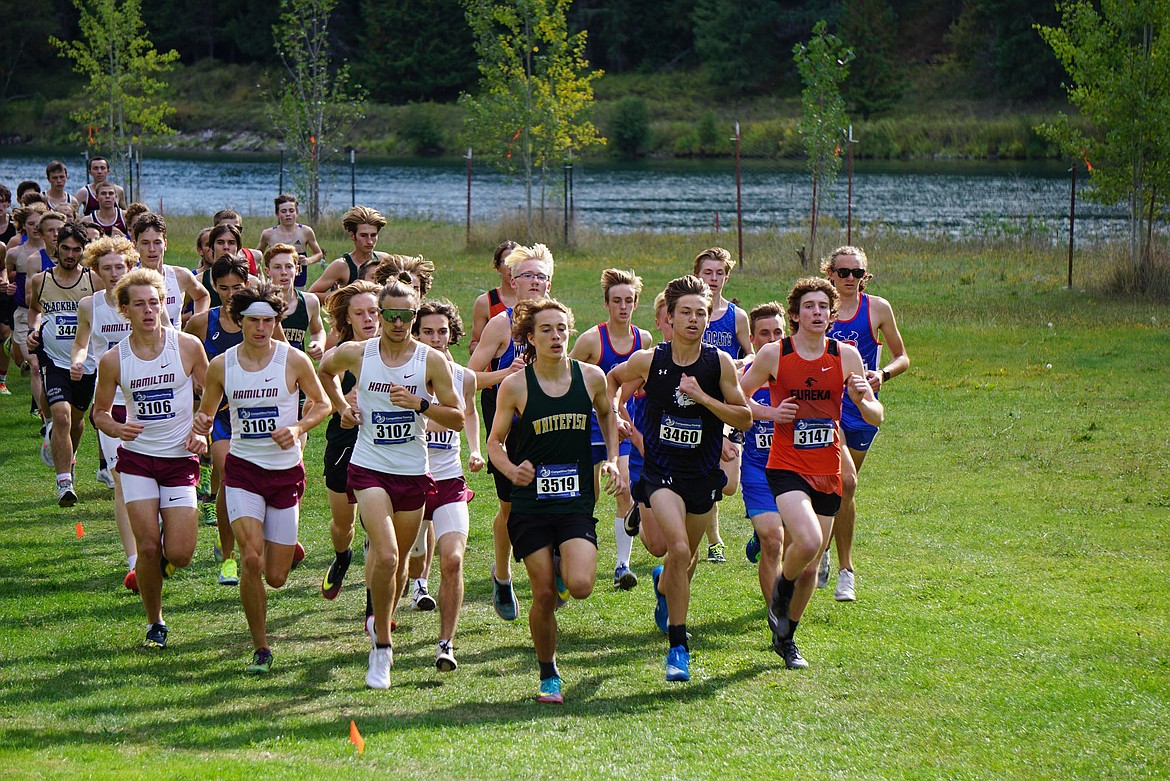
[
  {"xmin": 828, "ymin": 293, "xmax": 882, "ymax": 431},
  {"xmin": 703, "ymin": 301, "xmax": 743, "ymax": 359},
  {"xmin": 589, "ymin": 323, "xmax": 643, "ymax": 445},
  {"xmin": 742, "ymin": 382, "xmax": 774, "ymax": 468},
  {"xmin": 14, "ymin": 250, "xmax": 57, "ymax": 308}
]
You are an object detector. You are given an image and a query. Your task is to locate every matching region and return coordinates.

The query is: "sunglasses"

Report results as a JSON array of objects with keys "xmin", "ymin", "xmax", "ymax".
[
  {"xmin": 834, "ymin": 267, "xmax": 867, "ymax": 279},
  {"xmin": 380, "ymin": 308, "xmax": 416, "ymax": 323}
]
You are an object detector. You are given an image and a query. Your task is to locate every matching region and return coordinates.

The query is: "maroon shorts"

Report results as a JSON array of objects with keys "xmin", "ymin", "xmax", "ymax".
[
  {"xmin": 424, "ymin": 476, "xmax": 474, "ymax": 521},
  {"xmin": 223, "ymin": 452, "xmax": 306, "ymax": 510},
  {"xmin": 116, "ymin": 446, "xmax": 200, "ymax": 487},
  {"xmin": 347, "ymin": 463, "xmax": 435, "ymax": 513}
]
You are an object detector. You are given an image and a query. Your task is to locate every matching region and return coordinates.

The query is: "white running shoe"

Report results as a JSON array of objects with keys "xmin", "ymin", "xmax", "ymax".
[
  {"xmin": 835, "ymin": 568, "xmax": 856, "ymax": 602},
  {"xmin": 435, "ymin": 639, "xmax": 457, "ymax": 672},
  {"xmin": 817, "ymin": 549, "xmax": 831, "ymax": 588},
  {"xmin": 366, "ymin": 646, "xmax": 392, "ymax": 689},
  {"xmin": 41, "ymin": 420, "xmax": 54, "ymax": 468},
  {"xmin": 411, "ymin": 580, "xmax": 436, "ymax": 611},
  {"xmin": 56, "ymin": 477, "xmax": 77, "ymax": 508},
  {"xmin": 96, "ymin": 467, "xmax": 115, "ymax": 489}
]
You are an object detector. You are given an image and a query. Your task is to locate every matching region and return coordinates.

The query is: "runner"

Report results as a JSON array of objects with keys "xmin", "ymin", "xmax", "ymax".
[
  {"xmin": 739, "ymin": 277, "xmax": 882, "ymax": 669},
  {"xmin": 71, "ymin": 237, "xmax": 137, "ymax": 588},
  {"xmin": 44, "ymin": 161, "xmax": 78, "ymax": 215},
  {"xmin": 568, "ymin": 268, "xmax": 653, "ymax": 589},
  {"xmin": 131, "ymin": 212, "xmax": 210, "ymax": 328},
  {"xmin": 211, "ymin": 209, "xmax": 263, "ymax": 274},
  {"xmin": 190, "ymin": 281, "xmax": 331, "ymax": 674},
  {"xmin": 75, "ymin": 156, "xmax": 126, "ymax": 215},
  {"xmin": 0, "ymin": 185, "xmax": 13, "ymax": 395},
  {"xmin": 820, "ymin": 246, "xmax": 909, "ymax": 601},
  {"xmin": 467, "ymin": 243, "xmax": 554, "ymax": 621},
  {"xmin": 93, "ymin": 267, "xmax": 207, "ymax": 647},
  {"xmin": 487, "ymin": 297, "xmax": 623, "ymax": 703},
  {"xmin": 409, "ymin": 298, "xmax": 483, "ymax": 671},
  {"xmin": 263, "ymin": 244, "xmax": 326, "ymax": 358},
  {"xmin": 318, "ymin": 277, "xmax": 464, "ymax": 689},
  {"xmin": 373, "ymin": 254, "xmax": 434, "ymax": 296},
  {"xmin": 468, "ymin": 240, "xmax": 518, "ymax": 354},
  {"xmin": 308, "ymin": 206, "xmax": 390, "ymax": 298},
  {"xmin": 257, "ymin": 194, "xmax": 324, "ymax": 289},
  {"xmin": 26, "ymin": 220, "xmax": 98, "ymax": 506},
  {"xmin": 4, "ymin": 204, "xmax": 52, "ymax": 406},
  {"xmin": 81, "ymin": 182, "xmax": 128, "ymax": 237},
  {"xmin": 606, "ymin": 275, "xmax": 751, "ymax": 682},
  {"xmin": 197, "ymin": 223, "xmax": 244, "ymax": 306}
]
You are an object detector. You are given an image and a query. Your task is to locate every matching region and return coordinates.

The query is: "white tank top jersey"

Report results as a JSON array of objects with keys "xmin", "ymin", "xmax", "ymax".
[
  {"xmin": 226, "ymin": 341, "xmax": 302, "ymax": 470},
  {"xmin": 162, "ymin": 265, "xmax": 183, "ymax": 328},
  {"xmin": 119, "ymin": 328, "xmax": 194, "ymax": 458},
  {"xmin": 350, "ymin": 338, "xmax": 429, "ymax": 476},
  {"xmin": 426, "ymin": 361, "xmax": 465, "ymax": 481},
  {"xmin": 92, "ymin": 294, "xmax": 131, "ymax": 405}
]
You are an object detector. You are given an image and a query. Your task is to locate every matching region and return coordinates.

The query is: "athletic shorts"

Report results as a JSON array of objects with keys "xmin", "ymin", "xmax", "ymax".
[
  {"xmin": 634, "ymin": 465, "xmax": 727, "ymax": 517},
  {"xmin": 508, "ymin": 510, "xmax": 598, "ymax": 562},
  {"xmin": 42, "ymin": 363, "xmax": 95, "ymax": 410},
  {"xmin": 591, "ymin": 441, "xmax": 632, "ymax": 465},
  {"xmin": 223, "ymin": 452, "xmax": 305, "ymax": 510},
  {"xmin": 116, "ymin": 446, "xmax": 200, "ymax": 492},
  {"xmin": 97, "ymin": 405, "xmax": 127, "ymax": 468},
  {"xmin": 842, "ymin": 423, "xmax": 879, "ymax": 452},
  {"xmin": 323, "ymin": 441, "xmax": 355, "ymax": 500},
  {"xmin": 628, "ymin": 446, "xmax": 644, "ymax": 485},
  {"xmin": 766, "ymin": 468, "xmax": 842, "ymax": 517},
  {"xmin": 13, "ymin": 307, "xmax": 29, "ymax": 348},
  {"xmin": 0, "ymin": 293, "xmax": 14, "ymax": 328},
  {"xmin": 485, "ymin": 426, "xmax": 518, "ymax": 504},
  {"xmin": 347, "ymin": 463, "xmax": 435, "ymax": 513},
  {"xmin": 740, "ymin": 457, "xmax": 778, "ymax": 518},
  {"xmin": 424, "ymin": 476, "xmax": 474, "ymax": 520},
  {"xmin": 211, "ymin": 405, "xmax": 232, "ymax": 442}
]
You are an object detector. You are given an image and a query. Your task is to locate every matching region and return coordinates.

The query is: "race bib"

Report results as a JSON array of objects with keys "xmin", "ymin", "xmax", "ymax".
[
  {"xmin": 426, "ymin": 429, "xmax": 456, "ymax": 450},
  {"xmin": 659, "ymin": 413, "xmax": 702, "ymax": 448},
  {"xmin": 753, "ymin": 422, "xmax": 774, "ymax": 452},
  {"xmin": 238, "ymin": 405, "xmax": 279, "ymax": 439},
  {"xmin": 55, "ymin": 314, "xmax": 78, "ymax": 340},
  {"xmin": 132, "ymin": 388, "xmax": 175, "ymax": 421},
  {"xmin": 793, "ymin": 418, "xmax": 834, "ymax": 449},
  {"xmin": 535, "ymin": 464, "xmax": 580, "ymax": 500},
  {"xmin": 372, "ymin": 410, "xmax": 414, "ymax": 445}
]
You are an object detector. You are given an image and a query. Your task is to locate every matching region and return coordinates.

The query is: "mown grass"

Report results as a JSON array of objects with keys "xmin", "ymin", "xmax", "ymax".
[{"xmin": 0, "ymin": 224, "xmax": 1167, "ymax": 779}]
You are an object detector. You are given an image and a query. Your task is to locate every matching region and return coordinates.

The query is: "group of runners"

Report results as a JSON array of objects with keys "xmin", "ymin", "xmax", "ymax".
[{"xmin": 0, "ymin": 160, "xmax": 910, "ymax": 702}]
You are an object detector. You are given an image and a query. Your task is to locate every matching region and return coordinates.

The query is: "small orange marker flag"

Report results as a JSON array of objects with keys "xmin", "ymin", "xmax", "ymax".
[
  {"xmin": 75, "ymin": 522, "xmax": 85, "ymax": 538},
  {"xmin": 349, "ymin": 720, "xmax": 365, "ymax": 753}
]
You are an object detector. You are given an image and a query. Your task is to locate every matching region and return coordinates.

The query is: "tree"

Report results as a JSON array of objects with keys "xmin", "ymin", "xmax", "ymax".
[
  {"xmin": 1037, "ymin": 0, "xmax": 1170, "ymax": 273},
  {"xmin": 460, "ymin": 0, "xmax": 605, "ymax": 236},
  {"xmin": 839, "ymin": 0, "xmax": 903, "ymax": 118},
  {"xmin": 269, "ymin": 0, "xmax": 364, "ymax": 221},
  {"xmin": 51, "ymin": 0, "xmax": 178, "ymax": 172},
  {"xmin": 793, "ymin": 20, "xmax": 853, "ymax": 267},
  {"xmin": 947, "ymin": 0, "xmax": 1063, "ymax": 100},
  {"xmin": 0, "ymin": 0, "xmax": 64, "ymax": 103},
  {"xmin": 355, "ymin": 0, "xmax": 477, "ymax": 102}
]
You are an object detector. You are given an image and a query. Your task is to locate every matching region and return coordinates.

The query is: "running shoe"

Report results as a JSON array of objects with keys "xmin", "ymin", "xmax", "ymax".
[
  {"xmin": 160, "ymin": 555, "xmax": 175, "ymax": 579},
  {"xmin": 622, "ymin": 504, "xmax": 641, "ymax": 536},
  {"xmin": 411, "ymin": 580, "xmax": 436, "ymax": 611},
  {"xmin": 320, "ymin": 550, "xmax": 351, "ymax": 600},
  {"xmin": 124, "ymin": 569, "xmax": 138, "ymax": 593},
  {"xmin": 0, "ymin": 382, "xmax": 10, "ymax": 396},
  {"xmin": 651, "ymin": 564, "xmax": 668, "ymax": 634},
  {"xmin": 835, "ymin": 568, "xmax": 856, "ymax": 602},
  {"xmin": 745, "ymin": 531, "xmax": 761, "ymax": 564},
  {"xmin": 435, "ymin": 639, "xmax": 457, "ymax": 672},
  {"xmin": 144, "ymin": 622, "xmax": 168, "ymax": 648},
  {"xmin": 290, "ymin": 541, "xmax": 306, "ymax": 570},
  {"xmin": 707, "ymin": 543, "xmax": 726, "ymax": 563},
  {"xmin": 366, "ymin": 646, "xmax": 392, "ymax": 689},
  {"xmin": 200, "ymin": 501, "xmax": 217, "ymax": 526},
  {"xmin": 817, "ymin": 549, "xmax": 831, "ymax": 588},
  {"xmin": 213, "ymin": 541, "xmax": 223, "ymax": 563},
  {"xmin": 777, "ymin": 637, "xmax": 809, "ymax": 669},
  {"xmin": 537, "ymin": 675, "xmax": 564, "ymax": 703},
  {"xmin": 364, "ymin": 615, "xmax": 397, "ymax": 648},
  {"xmin": 491, "ymin": 564, "xmax": 519, "ymax": 621},
  {"xmin": 665, "ymin": 645, "xmax": 690, "ymax": 682},
  {"xmin": 767, "ymin": 576, "xmax": 793, "ymax": 650},
  {"xmin": 218, "ymin": 557, "xmax": 239, "ymax": 586},
  {"xmin": 553, "ymin": 554, "xmax": 569, "ymax": 609},
  {"xmin": 95, "ymin": 466, "xmax": 115, "ymax": 489},
  {"xmin": 56, "ymin": 477, "xmax": 76, "ymax": 508},
  {"xmin": 196, "ymin": 462, "xmax": 213, "ymax": 502},
  {"xmin": 614, "ymin": 564, "xmax": 638, "ymax": 590},
  {"xmin": 42, "ymin": 420, "xmax": 55, "ymax": 468},
  {"xmin": 245, "ymin": 647, "xmax": 273, "ymax": 674}
]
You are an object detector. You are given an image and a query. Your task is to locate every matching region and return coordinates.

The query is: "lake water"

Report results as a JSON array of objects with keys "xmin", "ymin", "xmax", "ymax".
[{"xmin": 0, "ymin": 150, "xmax": 1127, "ymax": 241}]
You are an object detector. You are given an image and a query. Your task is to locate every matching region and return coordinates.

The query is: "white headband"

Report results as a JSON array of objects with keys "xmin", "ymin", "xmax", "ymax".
[{"xmin": 240, "ymin": 301, "xmax": 279, "ymax": 318}]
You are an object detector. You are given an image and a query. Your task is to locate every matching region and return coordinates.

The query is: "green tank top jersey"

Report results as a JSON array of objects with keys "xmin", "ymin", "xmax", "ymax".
[
  {"xmin": 282, "ymin": 291, "xmax": 310, "ymax": 352},
  {"xmin": 200, "ymin": 269, "xmax": 222, "ymax": 308},
  {"xmin": 510, "ymin": 360, "xmax": 596, "ymax": 515},
  {"xmin": 344, "ymin": 253, "xmax": 359, "ymax": 285}
]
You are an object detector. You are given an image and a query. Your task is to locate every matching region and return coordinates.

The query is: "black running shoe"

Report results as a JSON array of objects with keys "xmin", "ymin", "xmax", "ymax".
[
  {"xmin": 144, "ymin": 622, "xmax": 169, "ymax": 648},
  {"xmin": 777, "ymin": 637, "xmax": 809, "ymax": 669},
  {"xmin": 623, "ymin": 504, "xmax": 641, "ymax": 536},
  {"xmin": 767, "ymin": 575, "xmax": 793, "ymax": 650},
  {"xmin": 321, "ymin": 550, "xmax": 352, "ymax": 600}
]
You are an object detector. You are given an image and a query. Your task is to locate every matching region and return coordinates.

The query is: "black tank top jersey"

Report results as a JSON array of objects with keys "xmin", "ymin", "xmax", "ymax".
[
  {"xmin": 325, "ymin": 369, "xmax": 359, "ymax": 447},
  {"xmin": 343, "ymin": 253, "xmax": 359, "ymax": 285},
  {"xmin": 0, "ymin": 219, "xmax": 15, "ymax": 244},
  {"xmin": 642, "ymin": 342, "xmax": 726, "ymax": 478},
  {"xmin": 281, "ymin": 291, "xmax": 310, "ymax": 352},
  {"xmin": 509, "ymin": 360, "xmax": 595, "ymax": 515}
]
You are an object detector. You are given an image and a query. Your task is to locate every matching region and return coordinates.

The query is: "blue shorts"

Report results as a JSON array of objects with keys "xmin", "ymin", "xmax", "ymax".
[
  {"xmin": 842, "ymin": 423, "xmax": 878, "ymax": 451},
  {"xmin": 628, "ymin": 447, "xmax": 643, "ymax": 486},
  {"xmin": 591, "ymin": 441, "xmax": 632, "ymax": 465},
  {"xmin": 211, "ymin": 407, "xmax": 233, "ymax": 443},
  {"xmin": 740, "ymin": 458, "xmax": 777, "ymax": 518}
]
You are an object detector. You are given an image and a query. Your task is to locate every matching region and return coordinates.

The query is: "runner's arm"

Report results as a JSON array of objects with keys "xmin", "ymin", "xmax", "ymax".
[
  {"xmin": 870, "ymin": 295, "xmax": 909, "ymax": 391},
  {"xmin": 305, "ymin": 295, "xmax": 326, "ymax": 360},
  {"xmin": 70, "ymin": 296, "xmax": 94, "ymax": 379},
  {"xmin": 841, "ymin": 343, "xmax": 883, "ymax": 427},
  {"xmin": 461, "ymin": 368, "xmax": 485, "ymax": 471},
  {"xmin": 468, "ymin": 292, "xmax": 490, "ymax": 355}
]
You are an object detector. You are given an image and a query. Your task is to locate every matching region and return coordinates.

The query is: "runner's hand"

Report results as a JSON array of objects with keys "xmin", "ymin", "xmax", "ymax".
[
  {"xmin": 511, "ymin": 459, "xmax": 535, "ymax": 487},
  {"xmin": 468, "ymin": 451, "xmax": 485, "ymax": 472},
  {"xmin": 121, "ymin": 421, "xmax": 145, "ymax": 442},
  {"xmin": 272, "ymin": 425, "xmax": 300, "ymax": 450}
]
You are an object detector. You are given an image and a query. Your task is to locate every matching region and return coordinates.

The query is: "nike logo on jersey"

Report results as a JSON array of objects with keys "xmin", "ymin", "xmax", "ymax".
[
  {"xmin": 264, "ymin": 377, "xmax": 274, "ymax": 383},
  {"xmin": 161, "ymin": 363, "xmax": 170, "ymax": 369},
  {"xmin": 821, "ymin": 366, "xmax": 832, "ymax": 372},
  {"xmin": 403, "ymin": 373, "xmax": 415, "ymax": 379}
]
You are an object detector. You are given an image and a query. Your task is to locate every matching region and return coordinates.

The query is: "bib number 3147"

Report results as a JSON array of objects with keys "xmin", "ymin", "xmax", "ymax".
[{"xmin": 793, "ymin": 417, "xmax": 833, "ymax": 449}]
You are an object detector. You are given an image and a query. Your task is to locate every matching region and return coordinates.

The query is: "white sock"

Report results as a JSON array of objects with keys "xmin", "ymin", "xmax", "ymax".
[
  {"xmin": 614, "ymin": 516, "xmax": 633, "ymax": 568},
  {"xmin": 416, "ymin": 578, "xmax": 427, "ymax": 590},
  {"xmin": 128, "ymin": 554, "xmax": 138, "ymax": 570},
  {"xmin": 56, "ymin": 472, "xmax": 71, "ymax": 483}
]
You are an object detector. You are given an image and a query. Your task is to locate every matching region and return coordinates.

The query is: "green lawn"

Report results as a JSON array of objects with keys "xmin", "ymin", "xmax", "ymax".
[{"xmin": 0, "ymin": 226, "xmax": 1167, "ymax": 779}]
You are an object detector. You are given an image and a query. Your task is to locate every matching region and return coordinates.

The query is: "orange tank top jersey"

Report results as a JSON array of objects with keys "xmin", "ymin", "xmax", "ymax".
[{"xmin": 765, "ymin": 337, "xmax": 844, "ymax": 494}]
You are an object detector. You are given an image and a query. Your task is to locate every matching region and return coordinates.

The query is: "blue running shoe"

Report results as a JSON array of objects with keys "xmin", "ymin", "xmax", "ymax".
[
  {"xmin": 651, "ymin": 564, "xmax": 668, "ymax": 634},
  {"xmin": 538, "ymin": 675, "xmax": 564, "ymax": 703},
  {"xmin": 144, "ymin": 622, "xmax": 168, "ymax": 648},
  {"xmin": 746, "ymin": 531, "xmax": 760, "ymax": 564},
  {"xmin": 553, "ymin": 554, "xmax": 569, "ymax": 610},
  {"xmin": 491, "ymin": 564, "xmax": 519, "ymax": 621},
  {"xmin": 665, "ymin": 645, "xmax": 690, "ymax": 682}
]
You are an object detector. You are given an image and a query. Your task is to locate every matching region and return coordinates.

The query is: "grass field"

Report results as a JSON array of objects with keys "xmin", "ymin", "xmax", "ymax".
[{"xmin": 0, "ymin": 223, "xmax": 1167, "ymax": 779}]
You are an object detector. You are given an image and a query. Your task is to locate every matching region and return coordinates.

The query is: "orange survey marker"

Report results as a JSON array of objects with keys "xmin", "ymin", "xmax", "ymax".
[
  {"xmin": 76, "ymin": 522, "xmax": 85, "ymax": 538},
  {"xmin": 349, "ymin": 720, "xmax": 365, "ymax": 753}
]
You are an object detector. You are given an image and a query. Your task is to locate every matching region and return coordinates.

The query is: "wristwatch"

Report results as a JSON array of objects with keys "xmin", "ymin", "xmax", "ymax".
[
  {"xmin": 881, "ymin": 369, "xmax": 891, "ymax": 383},
  {"xmin": 418, "ymin": 398, "xmax": 431, "ymax": 414}
]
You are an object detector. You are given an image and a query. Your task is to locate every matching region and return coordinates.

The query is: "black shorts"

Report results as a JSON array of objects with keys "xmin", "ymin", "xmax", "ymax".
[
  {"xmin": 323, "ymin": 441, "xmax": 355, "ymax": 498},
  {"xmin": 43, "ymin": 363, "xmax": 95, "ymax": 410},
  {"xmin": 485, "ymin": 421, "xmax": 517, "ymax": 503},
  {"xmin": 0, "ymin": 293, "xmax": 14, "ymax": 328},
  {"xmin": 766, "ymin": 468, "xmax": 842, "ymax": 517},
  {"xmin": 508, "ymin": 510, "xmax": 598, "ymax": 562},
  {"xmin": 633, "ymin": 466, "xmax": 727, "ymax": 516}
]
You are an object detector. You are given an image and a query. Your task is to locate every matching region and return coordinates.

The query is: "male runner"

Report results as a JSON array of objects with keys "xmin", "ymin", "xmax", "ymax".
[
  {"xmin": 190, "ymin": 281, "xmax": 330, "ymax": 674},
  {"xmin": 467, "ymin": 243, "xmax": 554, "ymax": 621},
  {"xmin": 211, "ymin": 209, "xmax": 263, "ymax": 274},
  {"xmin": 820, "ymin": 246, "xmax": 909, "ymax": 601},
  {"xmin": 318, "ymin": 278, "xmax": 464, "ymax": 688},
  {"xmin": 468, "ymin": 240, "xmax": 518, "ymax": 354},
  {"xmin": 5, "ymin": 204, "xmax": 53, "ymax": 408},
  {"xmin": 308, "ymin": 206, "xmax": 390, "ymax": 298},
  {"xmin": 27, "ymin": 220, "xmax": 98, "ymax": 506},
  {"xmin": 75, "ymin": 156, "xmax": 126, "ymax": 215},
  {"xmin": 82, "ymin": 182, "xmax": 128, "ymax": 237},
  {"xmin": 132, "ymin": 212, "xmax": 210, "ymax": 328},
  {"xmin": 44, "ymin": 161, "xmax": 78, "ymax": 215},
  {"xmin": 607, "ymin": 275, "xmax": 751, "ymax": 682},
  {"xmin": 0, "ymin": 184, "xmax": 13, "ymax": 394},
  {"xmin": 258, "ymin": 194, "xmax": 324, "ymax": 289},
  {"xmin": 740, "ymin": 277, "xmax": 882, "ymax": 669},
  {"xmin": 569, "ymin": 268, "xmax": 653, "ymax": 589},
  {"xmin": 488, "ymin": 297, "xmax": 623, "ymax": 703},
  {"xmin": 263, "ymin": 244, "xmax": 326, "ymax": 358}
]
